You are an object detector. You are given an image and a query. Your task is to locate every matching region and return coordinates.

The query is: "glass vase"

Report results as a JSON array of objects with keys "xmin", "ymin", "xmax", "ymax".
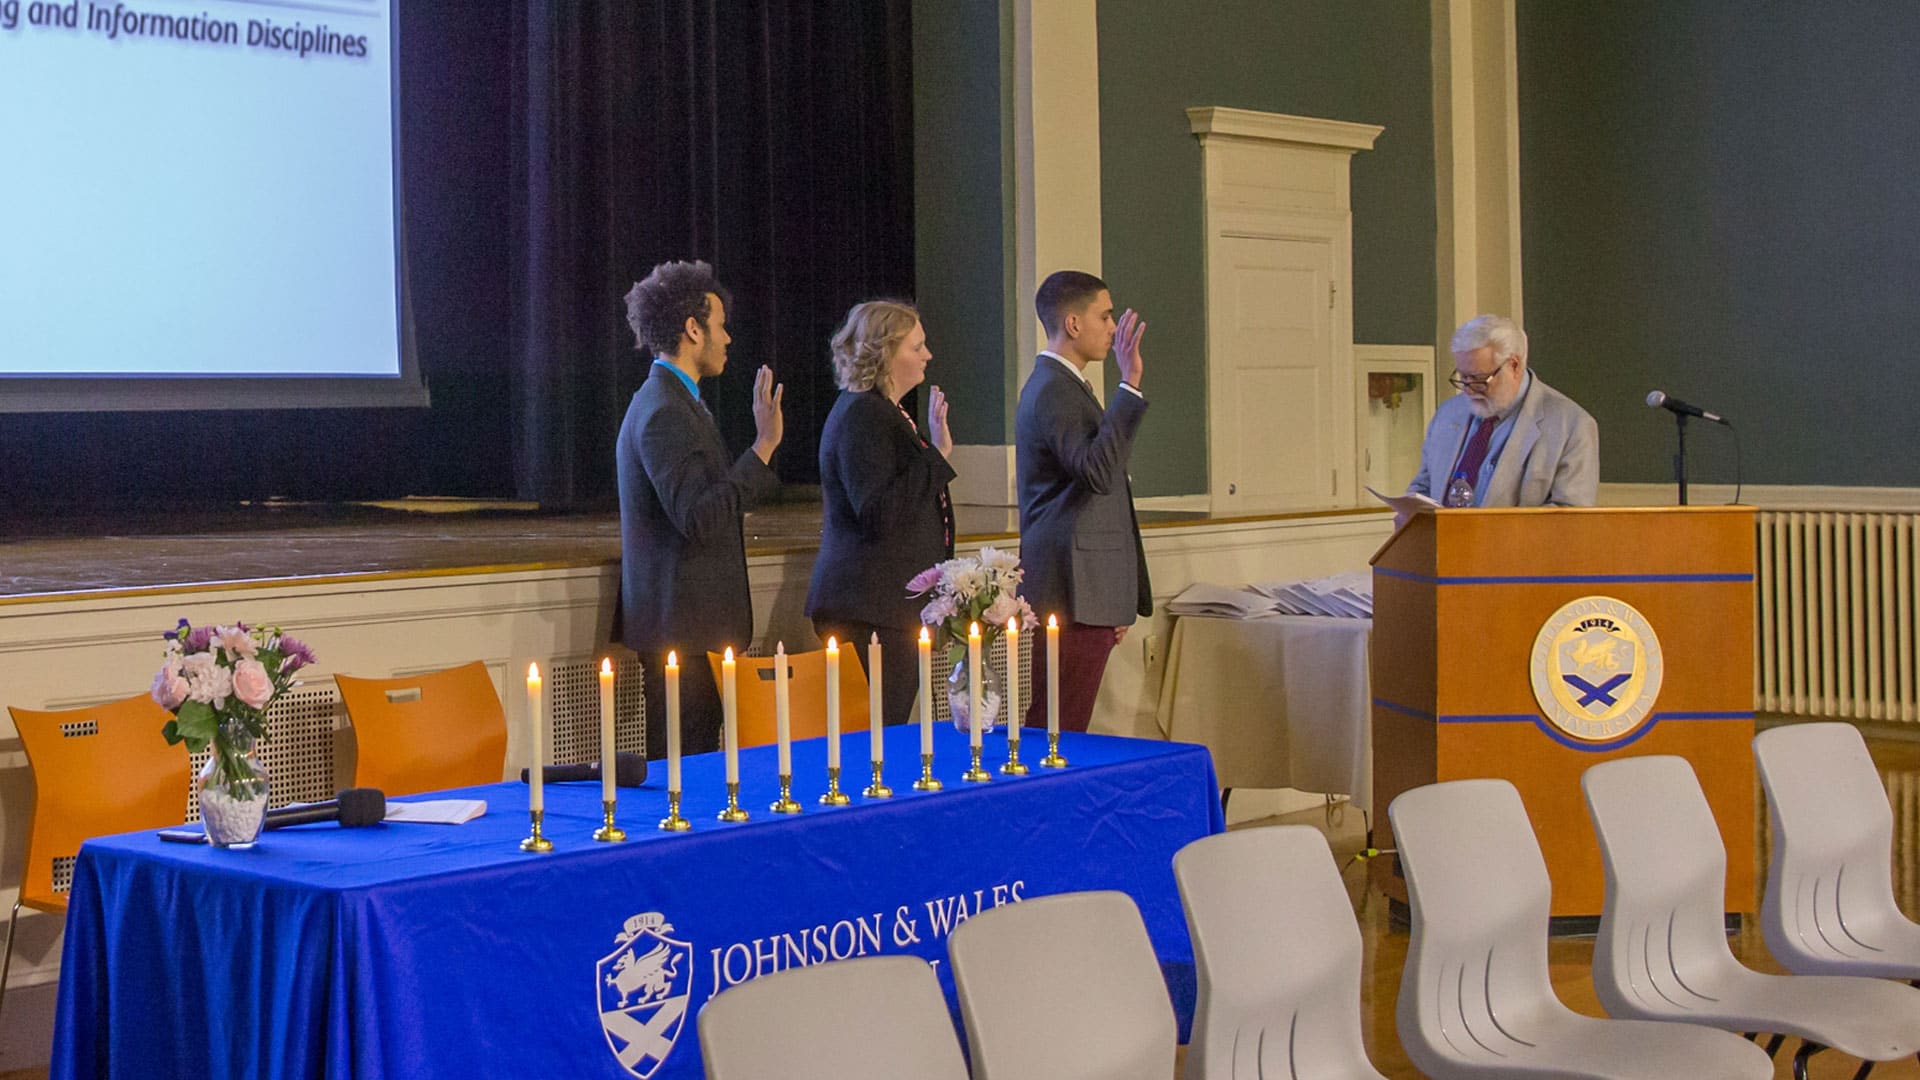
[
  {"xmin": 946, "ymin": 652, "xmax": 1003, "ymax": 736},
  {"xmin": 199, "ymin": 719, "xmax": 270, "ymax": 848}
]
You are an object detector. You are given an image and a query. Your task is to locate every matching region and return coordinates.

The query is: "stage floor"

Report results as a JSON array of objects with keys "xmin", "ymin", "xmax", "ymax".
[{"xmin": 0, "ymin": 498, "xmax": 1261, "ymax": 600}]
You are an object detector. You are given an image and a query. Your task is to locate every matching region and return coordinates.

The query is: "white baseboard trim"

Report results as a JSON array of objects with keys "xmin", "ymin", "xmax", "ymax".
[
  {"xmin": 1600, "ymin": 482, "xmax": 1920, "ymax": 512},
  {"xmin": 948, "ymin": 444, "xmax": 1016, "ymax": 506},
  {"xmin": 1136, "ymin": 494, "xmax": 1212, "ymax": 512}
]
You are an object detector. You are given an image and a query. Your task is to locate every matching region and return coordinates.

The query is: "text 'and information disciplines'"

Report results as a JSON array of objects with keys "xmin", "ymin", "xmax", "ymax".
[
  {"xmin": 0, "ymin": 0, "xmax": 404, "ymax": 392},
  {"xmin": 0, "ymin": 1, "xmax": 369, "ymax": 58}
]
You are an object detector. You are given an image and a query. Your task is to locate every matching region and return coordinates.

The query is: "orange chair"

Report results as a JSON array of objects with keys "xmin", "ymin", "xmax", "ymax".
[
  {"xmin": 4, "ymin": 694, "xmax": 189, "ymax": 1025},
  {"xmin": 336, "ymin": 661, "xmax": 508, "ymax": 797},
  {"xmin": 706, "ymin": 648, "xmax": 874, "ymax": 748}
]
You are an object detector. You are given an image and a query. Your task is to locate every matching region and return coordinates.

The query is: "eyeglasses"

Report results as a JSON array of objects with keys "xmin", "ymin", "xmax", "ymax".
[{"xmin": 1448, "ymin": 357, "xmax": 1512, "ymax": 393}]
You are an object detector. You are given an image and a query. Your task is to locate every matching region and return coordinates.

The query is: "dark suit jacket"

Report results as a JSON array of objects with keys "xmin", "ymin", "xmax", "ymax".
[
  {"xmin": 1015, "ymin": 357, "xmax": 1152, "ymax": 628},
  {"xmin": 616, "ymin": 364, "xmax": 779, "ymax": 655},
  {"xmin": 806, "ymin": 389, "xmax": 956, "ymax": 631}
]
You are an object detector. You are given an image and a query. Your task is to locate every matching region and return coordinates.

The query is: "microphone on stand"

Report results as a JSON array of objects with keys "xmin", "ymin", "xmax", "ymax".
[
  {"xmin": 263, "ymin": 787, "xmax": 387, "ymax": 830},
  {"xmin": 1646, "ymin": 390, "xmax": 1729, "ymax": 425},
  {"xmin": 519, "ymin": 752, "xmax": 649, "ymax": 788}
]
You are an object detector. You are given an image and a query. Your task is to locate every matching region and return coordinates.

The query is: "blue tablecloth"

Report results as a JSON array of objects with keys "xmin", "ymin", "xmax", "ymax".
[{"xmin": 52, "ymin": 726, "xmax": 1222, "ymax": 1080}]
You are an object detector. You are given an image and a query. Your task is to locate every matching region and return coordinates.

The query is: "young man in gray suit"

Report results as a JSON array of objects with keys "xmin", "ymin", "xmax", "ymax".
[
  {"xmin": 617, "ymin": 260, "xmax": 783, "ymax": 756},
  {"xmin": 1016, "ymin": 270, "xmax": 1152, "ymax": 734},
  {"xmin": 1400, "ymin": 313, "xmax": 1598, "ymax": 527}
]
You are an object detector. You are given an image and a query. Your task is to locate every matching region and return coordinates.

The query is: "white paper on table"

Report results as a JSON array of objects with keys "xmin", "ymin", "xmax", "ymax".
[
  {"xmin": 1165, "ymin": 582, "xmax": 1275, "ymax": 619},
  {"xmin": 384, "ymin": 799, "xmax": 488, "ymax": 824}
]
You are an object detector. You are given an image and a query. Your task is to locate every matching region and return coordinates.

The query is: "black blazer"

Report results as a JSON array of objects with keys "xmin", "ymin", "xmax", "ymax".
[
  {"xmin": 616, "ymin": 364, "xmax": 779, "ymax": 655},
  {"xmin": 806, "ymin": 388, "xmax": 956, "ymax": 631},
  {"xmin": 1015, "ymin": 357, "xmax": 1152, "ymax": 627}
]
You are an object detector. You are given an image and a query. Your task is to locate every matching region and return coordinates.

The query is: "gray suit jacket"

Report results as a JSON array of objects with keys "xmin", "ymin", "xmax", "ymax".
[
  {"xmin": 1406, "ymin": 372, "xmax": 1599, "ymax": 507},
  {"xmin": 1015, "ymin": 357, "xmax": 1152, "ymax": 627},
  {"xmin": 616, "ymin": 364, "xmax": 779, "ymax": 655}
]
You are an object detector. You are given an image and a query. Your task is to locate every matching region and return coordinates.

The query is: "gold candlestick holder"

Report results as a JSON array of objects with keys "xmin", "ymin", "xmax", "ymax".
[
  {"xmin": 1041, "ymin": 732, "xmax": 1068, "ymax": 769},
  {"xmin": 659, "ymin": 789, "xmax": 691, "ymax": 832},
  {"xmin": 962, "ymin": 745, "xmax": 992, "ymax": 783},
  {"xmin": 1000, "ymin": 730, "xmax": 1029, "ymax": 775},
  {"xmin": 862, "ymin": 759, "xmax": 894, "ymax": 798},
  {"xmin": 718, "ymin": 780, "xmax": 751, "ymax": 822},
  {"xmin": 593, "ymin": 799, "xmax": 628, "ymax": 842},
  {"xmin": 819, "ymin": 764, "xmax": 852, "ymax": 806},
  {"xmin": 771, "ymin": 773, "xmax": 803, "ymax": 814},
  {"xmin": 912, "ymin": 751, "xmax": 943, "ymax": 791},
  {"xmin": 520, "ymin": 808, "xmax": 554, "ymax": 852}
]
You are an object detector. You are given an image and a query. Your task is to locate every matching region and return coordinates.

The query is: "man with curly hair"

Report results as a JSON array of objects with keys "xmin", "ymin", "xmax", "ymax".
[{"xmin": 617, "ymin": 260, "xmax": 784, "ymax": 756}]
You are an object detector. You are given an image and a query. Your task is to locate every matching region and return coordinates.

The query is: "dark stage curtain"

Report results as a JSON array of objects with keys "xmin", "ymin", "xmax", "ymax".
[{"xmin": 509, "ymin": 0, "xmax": 915, "ymax": 509}]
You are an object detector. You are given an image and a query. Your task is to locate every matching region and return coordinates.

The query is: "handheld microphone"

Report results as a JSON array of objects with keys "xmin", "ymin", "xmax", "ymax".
[
  {"xmin": 263, "ymin": 787, "xmax": 387, "ymax": 830},
  {"xmin": 519, "ymin": 752, "xmax": 649, "ymax": 788},
  {"xmin": 1646, "ymin": 390, "xmax": 1728, "ymax": 425}
]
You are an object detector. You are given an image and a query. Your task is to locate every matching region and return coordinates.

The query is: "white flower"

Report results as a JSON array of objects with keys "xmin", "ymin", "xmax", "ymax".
[
  {"xmin": 979, "ymin": 546, "xmax": 1018, "ymax": 572},
  {"xmin": 949, "ymin": 565, "xmax": 988, "ymax": 602},
  {"xmin": 183, "ymin": 652, "xmax": 234, "ymax": 708},
  {"xmin": 983, "ymin": 593, "xmax": 1022, "ymax": 628}
]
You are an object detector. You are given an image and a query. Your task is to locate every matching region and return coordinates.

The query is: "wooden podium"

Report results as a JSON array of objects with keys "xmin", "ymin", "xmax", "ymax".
[{"xmin": 1370, "ymin": 506, "xmax": 1756, "ymax": 918}]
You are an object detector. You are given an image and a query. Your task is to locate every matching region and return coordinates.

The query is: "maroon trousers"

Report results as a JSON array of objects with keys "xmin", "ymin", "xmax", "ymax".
[{"xmin": 1023, "ymin": 620, "xmax": 1119, "ymax": 734}]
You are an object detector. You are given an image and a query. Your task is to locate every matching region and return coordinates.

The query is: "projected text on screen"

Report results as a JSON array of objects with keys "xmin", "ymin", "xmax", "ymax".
[{"xmin": 0, "ymin": 0, "xmax": 401, "ymax": 380}]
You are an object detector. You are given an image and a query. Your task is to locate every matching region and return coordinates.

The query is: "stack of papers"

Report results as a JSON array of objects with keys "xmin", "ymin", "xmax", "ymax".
[
  {"xmin": 1252, "ymin": 570, "xmax": 1373, "ymax": 618},
  {"xmin": 1167, "ymin": 571, "xmax": 1373, "ymax": 620},
  {"xmin": 385, "ymin": 799, "xmax": 488, "ymax": 825}
]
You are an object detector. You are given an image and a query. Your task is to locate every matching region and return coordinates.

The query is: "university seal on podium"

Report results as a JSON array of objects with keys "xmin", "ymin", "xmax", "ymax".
[
  {"xmin": 597, "ymin": 912, "xmax": 693, "ymax": 1079},
  {"xmin": 1529, "ymin": 596, "xmax": 1663, "ymax": 743}
]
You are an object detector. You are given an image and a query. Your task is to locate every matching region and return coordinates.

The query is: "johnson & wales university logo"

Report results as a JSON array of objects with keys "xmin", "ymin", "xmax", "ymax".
[
  {"xmin": 597, "ymin": 912, "xmax": 693, "ymax": 1079},
  {"xmin": 1529, "ymin": 595, "xmax": 1663, "ymax": 743}
]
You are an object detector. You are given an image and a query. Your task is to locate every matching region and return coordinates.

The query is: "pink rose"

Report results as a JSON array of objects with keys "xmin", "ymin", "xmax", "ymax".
[
  {"xmin": 150, "ymin": 665, "xmax": 189, "ymax": 711},
  {"xmin": 232, "ymin": 658, "xmax": 274, "ymax": 710}
]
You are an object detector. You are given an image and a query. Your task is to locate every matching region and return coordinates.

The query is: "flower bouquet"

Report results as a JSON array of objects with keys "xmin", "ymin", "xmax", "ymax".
[
  {"xmin": 151, "ymin": 618, "xmax": 316, "ymax": 847},
  {"xmin": 906, "ymin": 546, "xmax": 1038, "ymax": 734}
]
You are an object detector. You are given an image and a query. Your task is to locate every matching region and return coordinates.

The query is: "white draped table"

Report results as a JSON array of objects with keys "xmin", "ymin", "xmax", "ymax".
[{"xmin": 1154, "ymin": 613, "xmax": 1372, "ymax": 806}]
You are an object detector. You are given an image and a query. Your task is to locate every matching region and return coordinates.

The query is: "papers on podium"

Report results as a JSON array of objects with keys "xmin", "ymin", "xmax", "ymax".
[
  {"xmin": 385, "ymin": 799, "xmax": 488, "ymax": 825},
  {"xmin": 1367, "ymin": 486, "xmax": 1440, "ymax": 518}
]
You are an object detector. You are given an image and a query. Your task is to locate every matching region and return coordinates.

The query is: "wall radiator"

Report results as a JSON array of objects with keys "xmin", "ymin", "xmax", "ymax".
[{"xmin": 1756, "ymin": 511, "xmax": 1920, "ymax": 722}]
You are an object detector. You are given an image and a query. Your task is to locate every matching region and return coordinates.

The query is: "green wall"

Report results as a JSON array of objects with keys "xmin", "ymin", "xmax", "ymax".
[
  {"xmin": 1518, "ymin": 2, "xmax": 1920, "ymax": 486},
  {"xmin": 913, "ymin": 0, "xmax": 1018, "ymax": 443},
  {"xmin": 1098, "ymin": 0, "xmax": 1437, "ymax": 496}
]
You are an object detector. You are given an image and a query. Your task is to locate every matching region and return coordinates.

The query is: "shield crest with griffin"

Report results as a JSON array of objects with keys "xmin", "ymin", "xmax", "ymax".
[{"xmin": 597, "ymin": 912, "xmax": 694, "ymax": 1078}]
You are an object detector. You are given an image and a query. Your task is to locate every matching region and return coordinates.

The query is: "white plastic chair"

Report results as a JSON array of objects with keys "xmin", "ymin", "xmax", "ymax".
[
  {"xmin": 696, "ymin": 954, "xmax": 968, "ymax": 1080},
  {"xmin": 1172, "ymin": 826, "xmax": 1387, "ymax": 1079},
  {"xmin": 1754, "ymin": 722, "xmax": 1920, "ymax": 980},
  {"xmin": 1389, "ymin": 778, "xmax": 1773, "ymax": 1079},
  {"xmin": 947, "ymin": 890, "xmax": 1176, "ymax": 1080},
  {"xmin": 1584, "ymin": 755, "xmax": 1920, "ymax": 1079}
]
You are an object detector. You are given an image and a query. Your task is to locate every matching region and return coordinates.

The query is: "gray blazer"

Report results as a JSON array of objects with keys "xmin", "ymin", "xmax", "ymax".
[
  {"xmin": 1406, "ymin": 372, "xmax": 1599, "ymax": 507},
  {"xmin": 1015, "ymin": 357, "xmax": 1153, "ymax": 628}
]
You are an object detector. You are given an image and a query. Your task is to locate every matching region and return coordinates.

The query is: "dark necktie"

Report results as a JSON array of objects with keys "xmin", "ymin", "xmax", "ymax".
[{"xmin": 1454, "ymin": 415, "xmax": 1499, "ymax": 490}]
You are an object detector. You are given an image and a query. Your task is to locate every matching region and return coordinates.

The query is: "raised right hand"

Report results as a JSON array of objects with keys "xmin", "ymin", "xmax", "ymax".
[
  {"xmin": 751, "ymin": 364, "xmax": 784, "ymax": 463},
  {"xmin": 927, "ymin": 385, "xmax": 954, "ymax": 458},
  {"xmin": 1113, "ymin": 308, "xmax": 1146, "ymax": 389}
]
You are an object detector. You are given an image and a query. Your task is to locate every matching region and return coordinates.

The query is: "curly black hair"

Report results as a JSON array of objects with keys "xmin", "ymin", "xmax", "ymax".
[{"xmin": 624, "ymin": 260, "xmax": 732, "ymax": 357}]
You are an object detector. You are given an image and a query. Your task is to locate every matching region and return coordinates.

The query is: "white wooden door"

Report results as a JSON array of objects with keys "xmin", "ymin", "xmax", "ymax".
[{"xmin": 1209, "ymin": 234, "xmax": 1338, "ymax": 513}]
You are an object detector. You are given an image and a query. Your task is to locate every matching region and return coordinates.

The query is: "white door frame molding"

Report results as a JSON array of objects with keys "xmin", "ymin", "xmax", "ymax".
[
  {"xmin": 1189, "ymin": 107, "xmax": 1381, "ymax": 513},
  {"xmin": 1433, "ymin": 0, "xmax": 1523, "ymax": 355}
]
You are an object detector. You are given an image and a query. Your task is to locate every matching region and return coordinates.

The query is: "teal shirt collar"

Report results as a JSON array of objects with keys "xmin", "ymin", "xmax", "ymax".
[{"xmin": 652, "ymin": 359, "xmax": 700, "ymax": 401}]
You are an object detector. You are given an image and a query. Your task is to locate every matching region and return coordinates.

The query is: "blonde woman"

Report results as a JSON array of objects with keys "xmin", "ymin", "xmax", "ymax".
[{"xmin": 805, "ymin": 300, "xmax": 955, "ymax": 726}]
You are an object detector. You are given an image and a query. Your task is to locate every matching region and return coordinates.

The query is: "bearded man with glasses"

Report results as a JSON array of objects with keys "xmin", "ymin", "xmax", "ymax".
[{"xmin": 1399, "ymin": 314, "xmax": 1598, "ymax": 526}]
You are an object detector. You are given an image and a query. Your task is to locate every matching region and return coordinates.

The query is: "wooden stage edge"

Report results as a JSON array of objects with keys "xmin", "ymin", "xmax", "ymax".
[{"xmin": 0, "ymin": 500, "xmax": 1388, "ymax": 604}]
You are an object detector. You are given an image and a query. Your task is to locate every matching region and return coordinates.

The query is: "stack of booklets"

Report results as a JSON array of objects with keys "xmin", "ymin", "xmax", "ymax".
[{"xmin": 1168, "ymin": 570, "xmax": 1373, "ymax": 620}]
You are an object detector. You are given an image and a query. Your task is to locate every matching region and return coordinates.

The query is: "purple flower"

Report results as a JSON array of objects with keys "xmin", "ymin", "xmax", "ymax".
[
  {"xmin": 905, "ymin": 565, "xmax": 943, "ymax": 595},
  {"xmin": 277, "ymin": 635, "xmax": 316, "ymax": 673},
  {"xmin": 150, "ymin": 665, "xmax": 189, "ymax": 711},
  {"xmin": 184, "ymin": 625, "xmax": 215, "ymax": 652}
]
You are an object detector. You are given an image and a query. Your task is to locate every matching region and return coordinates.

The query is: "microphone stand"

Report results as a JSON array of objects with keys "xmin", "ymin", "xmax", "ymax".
[{"xmin": 1671, "ymin": 411, "xmax": 1690, "ymax": 506}]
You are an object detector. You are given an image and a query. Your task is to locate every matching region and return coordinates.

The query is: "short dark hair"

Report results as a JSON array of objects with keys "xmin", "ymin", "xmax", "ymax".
[
  {"xmin": 624, "ymin": 260, "xmax": 731, "ymax": 357},
  {"xmin": 1035, "ymin": 270, "xmax": 1108, "ymax": 337}
]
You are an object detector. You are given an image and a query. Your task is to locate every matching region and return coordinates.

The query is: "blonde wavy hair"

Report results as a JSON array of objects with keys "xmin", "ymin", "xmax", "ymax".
[{"xmin": 830, "ymin": 300, "xmax": 920, "ymax": 396}]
